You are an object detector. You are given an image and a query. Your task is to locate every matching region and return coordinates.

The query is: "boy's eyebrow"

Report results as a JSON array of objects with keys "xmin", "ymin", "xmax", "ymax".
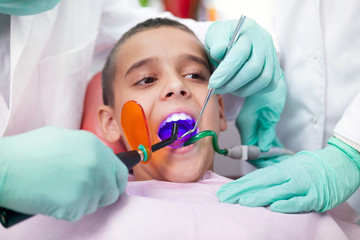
[
  {"xmin": 125, "ymin": 57, "xmax": 158, "ymax": 76},
  {"xmin": 179, "ymin": 53, "xmax": 210, "ymax": 70}
]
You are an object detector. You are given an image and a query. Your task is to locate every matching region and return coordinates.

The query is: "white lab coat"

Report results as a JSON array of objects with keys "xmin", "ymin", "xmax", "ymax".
[
  {"xmin": 217, "ymin": 0, "xmax": 360, "ymax": 151},
  {"xmin": 218, "ymin": 0, "xmax": 360, "ymax": 213},
  {"xmin": 0, "ymin": 0, "xmax": 208, "ymax": 137},
  {"xmin": 273, "ymin": 0, "xmax": 360, "ymax": 152},
  {"xmin": 274, "ymin": 0, "xmax": 360, "ymax": 213}
]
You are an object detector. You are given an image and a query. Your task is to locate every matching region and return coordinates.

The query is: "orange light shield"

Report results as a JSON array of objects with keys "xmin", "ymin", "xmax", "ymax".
[{"xmin": 121, "ymin": 101, "xmax": 151, "ymax": 160}]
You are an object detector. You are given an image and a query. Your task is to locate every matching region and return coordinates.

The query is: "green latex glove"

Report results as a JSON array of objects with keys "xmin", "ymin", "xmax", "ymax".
[
  {"xmin": 235, "ymin": 71, "xmax": 287, "ymax": 168},
  {"xmin": 217, "ymin": 137, "xmax": 360, "ymax": 213},
  {"xmin": 0, "ymin": 0, "xmax": 60, "ymax": 16},
  {"xmin": 205, "ymin": 18, "xmax": 281, "ymax": 97},
  {"xmin": 0, "ymin": 126, "xmax": 128, "ymax": 221}
]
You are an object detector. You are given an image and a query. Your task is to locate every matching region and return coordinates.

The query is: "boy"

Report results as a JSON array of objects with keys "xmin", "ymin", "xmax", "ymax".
[{"xmin": 98, "ymin": 18, "xmax": 227, "ymax": 182}]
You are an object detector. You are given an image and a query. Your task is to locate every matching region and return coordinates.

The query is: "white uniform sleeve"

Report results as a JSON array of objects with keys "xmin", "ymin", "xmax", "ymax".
[
  {"xmin": 334, "ymin": 91, "xmax": 360, "ymax": 151},
  {"xmin": 90, "ymin": 0, "xmax": 212, "ymax": 78},
  {"xmin": 178, "ymin": 19, "xmax": 212, "ymax": 44},
  {"xmin": 222, "ymin": 94, "xmax": 244, "ymax": 121}
]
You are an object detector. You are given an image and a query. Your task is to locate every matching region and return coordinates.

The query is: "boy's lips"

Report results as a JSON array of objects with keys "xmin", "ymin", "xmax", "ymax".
[{"xmin": 158, "ymin": 112, "xmax": 198, "ymax": 148}]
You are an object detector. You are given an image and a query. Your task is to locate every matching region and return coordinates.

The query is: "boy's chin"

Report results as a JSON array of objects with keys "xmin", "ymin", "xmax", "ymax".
[
  {"xmin": 164, "ymin": 171, "xmax": 203, "ymax": 183},
  {"xmin": 161, "ymin": 163, "xmax": 209, "ymax": 183}
]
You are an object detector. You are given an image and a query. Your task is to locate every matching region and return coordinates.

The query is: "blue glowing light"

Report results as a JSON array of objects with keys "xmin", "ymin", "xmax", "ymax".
[{"xmin": 158, "ymin": 118, "xmax": 197, "ymax": 148}]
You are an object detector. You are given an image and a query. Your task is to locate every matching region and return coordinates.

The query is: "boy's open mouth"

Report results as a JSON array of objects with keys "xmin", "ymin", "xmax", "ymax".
[{"xmin": 158, "ymin": 112, "xmax": 198, "ymax": 148}]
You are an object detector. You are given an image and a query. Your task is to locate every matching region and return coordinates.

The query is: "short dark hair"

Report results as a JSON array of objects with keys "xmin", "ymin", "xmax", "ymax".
[{"xmin": 102, "ymin": 18, "xmax": 202, "ymax": 107}]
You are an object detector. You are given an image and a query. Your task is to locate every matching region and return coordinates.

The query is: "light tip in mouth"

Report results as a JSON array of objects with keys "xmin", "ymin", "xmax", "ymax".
[{"xmin": 158, "ymin": 113, "xmax": 198, "ymax": 148}]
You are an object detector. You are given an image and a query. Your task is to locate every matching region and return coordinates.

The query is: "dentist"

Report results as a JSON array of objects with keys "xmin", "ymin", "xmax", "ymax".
[{"xmin": 215, "ymin": 0, "xmax": 360, "ymax": 214}]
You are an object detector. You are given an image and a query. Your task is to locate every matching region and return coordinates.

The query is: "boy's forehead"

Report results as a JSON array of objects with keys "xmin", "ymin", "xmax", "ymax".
[
  {"xmin": 114, "ymin": 27, "xmax": 209, "ymax": 81},
  {"xmin": 117, "ymin": 27, "xmax": 205, "ymax": 58}
]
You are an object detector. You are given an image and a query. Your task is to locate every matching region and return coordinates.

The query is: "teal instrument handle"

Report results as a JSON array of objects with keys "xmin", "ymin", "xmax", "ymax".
[
  {"xmin": 183, "ymin": 130, "xmax": 294, "ymax": 160},
  {"xmin": 183, "ymin": 130, "xmax": 228, "ymax": 155}
]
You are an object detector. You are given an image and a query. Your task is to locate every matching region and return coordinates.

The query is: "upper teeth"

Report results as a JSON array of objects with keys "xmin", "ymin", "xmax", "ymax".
[{"xmin": 160, "ymin": 113, "xmax": 194, "ymax": 128}]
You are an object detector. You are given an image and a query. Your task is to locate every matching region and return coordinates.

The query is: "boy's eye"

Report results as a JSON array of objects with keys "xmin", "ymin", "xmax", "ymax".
[
  {"xmin": 185, "ymin": 73, "xmax": 200, "ymax": 79},
  {"xmin": 184, "ymin": 72, "xmax": 206, "ymax": 81},
  {"xmin": 136, "ymin": 77, "xmax": 157, "ymax": 85}
]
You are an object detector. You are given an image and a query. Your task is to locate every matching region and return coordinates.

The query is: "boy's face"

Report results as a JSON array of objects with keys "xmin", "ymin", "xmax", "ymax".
[{"xmin": 99, "ymin": 27, "xmax": 227, "ymax": 182}]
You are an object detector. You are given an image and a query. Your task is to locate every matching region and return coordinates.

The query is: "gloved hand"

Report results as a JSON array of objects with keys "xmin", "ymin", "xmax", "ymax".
[
  {"xmin": 0, "ymin": 126, "xmax": 128, "ymax": 221},
  {"xmin": 217, "ymin": 137, "xmax": 360, "ymax": 213},
  {"xmin": 236, "ymin": 71, "xmax": 287, "ymax": 168},
  {"xmin": 205, "ymin": 17, "xmax": 281, "ymax": 97},
  {"xmin": 0, "ymin": 0, "xmax": 61, "ymax": 16}
]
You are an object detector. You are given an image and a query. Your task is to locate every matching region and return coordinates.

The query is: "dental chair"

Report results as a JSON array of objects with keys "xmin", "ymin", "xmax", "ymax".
[{"xmin": 80, "ymin": 72, "xmax": 126, "ymax": 153}]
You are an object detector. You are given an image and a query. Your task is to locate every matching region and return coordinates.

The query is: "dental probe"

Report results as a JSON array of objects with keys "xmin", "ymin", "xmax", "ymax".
[{"xmin": 179, "ymin": 15, "xmax": 246, "ymax": 140}]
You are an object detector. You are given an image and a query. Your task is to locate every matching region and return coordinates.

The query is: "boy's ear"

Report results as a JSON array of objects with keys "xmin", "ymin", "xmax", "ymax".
[
  {"xmin": 217, "ymin": 95, "xmax": 227, "ymax": 132},
  {"xmin": 98, "ymin": 105, "xmax": 122, "ymax": 143}
]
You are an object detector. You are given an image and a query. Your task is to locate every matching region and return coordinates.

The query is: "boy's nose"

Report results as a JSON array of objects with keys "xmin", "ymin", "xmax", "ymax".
[
  {"xmin": 165, "ymin": 90, "xmax": 188, "ymax": 98},
  {"xmin": 162, "ymin": 76, "xmax": 191, "ymax": 99}
]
